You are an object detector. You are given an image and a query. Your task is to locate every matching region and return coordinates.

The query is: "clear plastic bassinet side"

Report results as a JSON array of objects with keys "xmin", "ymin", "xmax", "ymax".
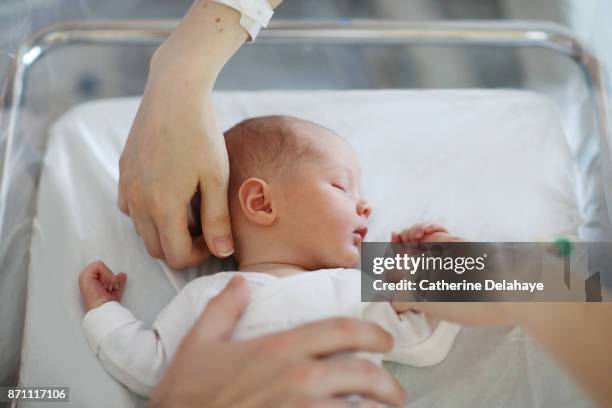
[{"xmin": 0, "ymin": 48, "xmax": 36, "ymax": 389}]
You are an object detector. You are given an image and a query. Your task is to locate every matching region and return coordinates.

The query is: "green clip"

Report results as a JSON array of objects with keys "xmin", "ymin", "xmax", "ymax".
[{"xmin": 554, "ymin": 238, "xmax": 573, "ymax": 256}]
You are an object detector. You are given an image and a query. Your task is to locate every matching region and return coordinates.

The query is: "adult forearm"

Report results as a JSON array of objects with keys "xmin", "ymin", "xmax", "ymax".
[
  {"xmin": 152, "ymin": 0, "xmax": 284, "ymax": 83},
  {"xmin": 393, "ymin": 299, "xmax": 612, "ymax": 406},
  {"xmin": 518, "ymin": 303, "xmax": 612, "ymax": 407}
]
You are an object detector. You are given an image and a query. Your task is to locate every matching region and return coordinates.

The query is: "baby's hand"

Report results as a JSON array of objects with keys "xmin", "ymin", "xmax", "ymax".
[
  {"xmin": 78, "ymin": 261, "xmax": 127, "ymax": 312},
  {"xmin": 391, "ymin": 223, "xmax": 450, "ymax": 244}
]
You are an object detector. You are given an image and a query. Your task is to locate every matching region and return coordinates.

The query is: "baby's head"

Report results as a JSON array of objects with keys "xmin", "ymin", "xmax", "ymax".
[{"xmin": 225, "ymin": 115, "xmax": 371, "ymax": 271}]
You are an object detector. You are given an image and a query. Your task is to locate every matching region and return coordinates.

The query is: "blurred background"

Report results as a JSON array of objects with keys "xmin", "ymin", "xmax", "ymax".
[
  {"xmin": 0, "ymin": 0, "xmax": 612, "ymax": 123},
  {"xmin": 0, "ymin": 0, "xmax": 612, "ymax": 95}
]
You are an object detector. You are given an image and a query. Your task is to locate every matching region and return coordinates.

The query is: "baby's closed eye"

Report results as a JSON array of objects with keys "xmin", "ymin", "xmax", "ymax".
[{"xmin": 332, "ymin": 182, "xmax": 348, "ymax": 192}]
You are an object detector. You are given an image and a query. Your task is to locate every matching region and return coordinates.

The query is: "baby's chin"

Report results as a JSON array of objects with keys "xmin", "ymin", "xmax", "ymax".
[
  {"xmin": 331, "ymin": 246, "xmax": 361, "ymax": 269},
  {"xmin": 309, "ymin": 243, "xmax": 360, "ymax": 270}
]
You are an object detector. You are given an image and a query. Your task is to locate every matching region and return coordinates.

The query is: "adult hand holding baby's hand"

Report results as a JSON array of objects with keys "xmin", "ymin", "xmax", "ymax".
[
  {"xmin": 390, "ymin": 223, "xmax": 466, "ymax": 317},
  {"xmin": 390, "ymin": 224, "xmax": 513, "ymax": 324},
  {"xmin": 78, "ymin": 261, "xmax": 127, "ymax": 311}
]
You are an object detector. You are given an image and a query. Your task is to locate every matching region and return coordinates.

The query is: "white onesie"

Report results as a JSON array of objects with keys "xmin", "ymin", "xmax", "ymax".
[{"xmin": 82, "ymin": 268, "xmax": 460, "ymax": 397}]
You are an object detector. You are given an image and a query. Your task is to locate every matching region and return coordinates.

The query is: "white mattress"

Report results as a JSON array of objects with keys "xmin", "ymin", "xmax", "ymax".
[{"xmin": 20, "ymin": 90, "xmax": 592, "ymax": 407}]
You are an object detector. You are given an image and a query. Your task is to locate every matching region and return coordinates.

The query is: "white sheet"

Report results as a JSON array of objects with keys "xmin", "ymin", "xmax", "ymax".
[{"xmin": 20, "ymin": 90, "xmax": 593, "ymax": 407}]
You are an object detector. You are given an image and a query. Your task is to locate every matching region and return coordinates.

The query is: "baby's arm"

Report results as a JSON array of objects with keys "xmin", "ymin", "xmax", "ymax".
[
  {"xmin": 78, "ymin": 261, "xmax": 195, "ymax": 397},
  {"xmin": 363, "ymin": 302, "xmax": 460, "ymax": 367}
]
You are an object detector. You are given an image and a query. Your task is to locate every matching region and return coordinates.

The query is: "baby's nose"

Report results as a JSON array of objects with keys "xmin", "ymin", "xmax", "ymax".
[{"xmin": 357, "ymin": 200, "xmax": 372, "ymax": 218}]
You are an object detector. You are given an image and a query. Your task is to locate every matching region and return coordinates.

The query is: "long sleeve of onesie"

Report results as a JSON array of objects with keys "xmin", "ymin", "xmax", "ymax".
[
  {"xmin": 82, "ymin": 283, "xmax": 200, "ymax": 397},
  {"xmin": 82, "ymin": 269, "xmax": 459, "ymax": 397},
  {"xmin": 362, "ymin": 302, "xmax": 460, "ymax": 367}
]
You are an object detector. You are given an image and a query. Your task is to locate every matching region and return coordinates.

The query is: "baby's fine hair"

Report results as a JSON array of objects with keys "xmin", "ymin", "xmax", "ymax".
[
  {"xmin": 189, "ymin": 115, "xmax": 335, "ymax": 235},
  {"xmin": 224, "ymin": 115, "xmax": 330, "ymax": 194}
]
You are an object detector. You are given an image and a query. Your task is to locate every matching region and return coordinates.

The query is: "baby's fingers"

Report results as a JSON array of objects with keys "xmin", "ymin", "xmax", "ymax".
[
  {"xmin": 401, "ymin": 223, "xmax": 427, "ymax": 242},
  {"xmin": 391, "ymin": 232, "xmax": 401, "ymax": 243},
  {"xmin": 80, "ymin": 260, "xmax": 106, "ymax": 279},
  {"xmin": 111, "ymin": 273, "xmax": 128, "ymax": 301},
  {"xmin": 78, "ymin": 261, "xmax": 119, "ymax": 311},
  {"xmin": 96, "ymin": 265, "xmax": 118, "ymax": 292},
  {"xmin": 80, "ymin": 261, "xmax": 111, "ymax": 287},
  {"xmin": 424, "ymin": 224, "xmax": 448, "ymax": 235}
]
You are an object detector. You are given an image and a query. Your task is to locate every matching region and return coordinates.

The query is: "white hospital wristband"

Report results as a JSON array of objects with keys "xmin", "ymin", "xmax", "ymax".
[{"xmin": 211, "ymin": 0, "xmax": 274, "ymax": 40}]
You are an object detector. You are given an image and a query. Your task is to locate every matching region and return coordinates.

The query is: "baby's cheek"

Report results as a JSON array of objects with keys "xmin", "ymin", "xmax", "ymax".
[{"xmin": 329, "ymin": 203, "xmax": 353, "ymax": 227}]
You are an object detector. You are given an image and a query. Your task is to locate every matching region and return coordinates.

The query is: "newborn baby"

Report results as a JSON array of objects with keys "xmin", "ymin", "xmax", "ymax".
[{"xmin": 79, "ymin": 115, "xmax": 460, "ymax": 397}]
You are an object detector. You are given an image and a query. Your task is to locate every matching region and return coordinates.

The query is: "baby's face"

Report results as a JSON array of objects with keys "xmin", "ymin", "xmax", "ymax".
[{"xmin": 276, "ymin": 131, "xmax": 371, "ymax": 269}]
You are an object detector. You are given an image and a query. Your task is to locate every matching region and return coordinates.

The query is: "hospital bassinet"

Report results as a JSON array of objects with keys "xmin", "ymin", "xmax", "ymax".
[{"xmin": 0, "ymin": 20, "xmax": 610, "ymax": 407}]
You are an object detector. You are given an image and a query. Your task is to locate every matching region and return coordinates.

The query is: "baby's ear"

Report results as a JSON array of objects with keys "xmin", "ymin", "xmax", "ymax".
[{"xmin": 238, "ymin": 178, "xmax": 276, "ymax": 226}]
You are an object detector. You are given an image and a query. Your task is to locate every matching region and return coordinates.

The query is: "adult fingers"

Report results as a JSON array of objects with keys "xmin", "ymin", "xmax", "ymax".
[
  {"xmin": 157, "ymin": 203, "xmax": 210, "ymax": 268},
  {"xmin": 306, "ymin": 358, "xmax": 406, "ymax": 407},
  {"xmin": 191, "ymin": 276, "xmax": 250, "ymax": 341},
  {"xmin": 117, "ymin": 165, "xmax": 129, "ymax": 215},
  {"xmin": 200, "ymin": 176, "xmax": 234, "ymax": 258},
  {"xmin": 260, "ymin": 397, "xmax": 383, "ymax": 408},
  {"xmin": 127, "ymin": 203, "xmax": 141, "ymax": 237},
  {"xmin": 309, "ymin": 400, "xmax": 383, "ymax": 408},
  {"xmin": 191, "ymin": 236, "xmax": 213, "ymax": 263},
  {"xmin": 258, "ymin": 318, "xmax": 394, "ymax": 359},
  {"xmin": 138, "ymin": 215, "xmax": 164, "ymax": 259}
]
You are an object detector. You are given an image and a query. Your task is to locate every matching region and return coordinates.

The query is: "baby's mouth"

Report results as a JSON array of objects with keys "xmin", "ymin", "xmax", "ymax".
[{"xmin": 353, "ymin": 227, "xmax": 368, "ymax": 243}]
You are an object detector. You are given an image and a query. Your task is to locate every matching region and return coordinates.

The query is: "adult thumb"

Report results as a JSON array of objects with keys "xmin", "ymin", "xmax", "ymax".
[
  {"xmin": 200, "ymin": 178, "xmax": 234, "ymax": 258},
  {"xmin": 191, "ymin": 276, "xmax": 249, "ymax": 341}
]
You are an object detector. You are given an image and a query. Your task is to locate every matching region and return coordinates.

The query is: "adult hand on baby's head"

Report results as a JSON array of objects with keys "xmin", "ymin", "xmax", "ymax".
[
  {"xmin": 78, "ymin": 261, "xmax": 127, "ymax": 311},
  {"xmin": 117, "ymin": 51, "xmax": 234, "ymax": 269}
]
